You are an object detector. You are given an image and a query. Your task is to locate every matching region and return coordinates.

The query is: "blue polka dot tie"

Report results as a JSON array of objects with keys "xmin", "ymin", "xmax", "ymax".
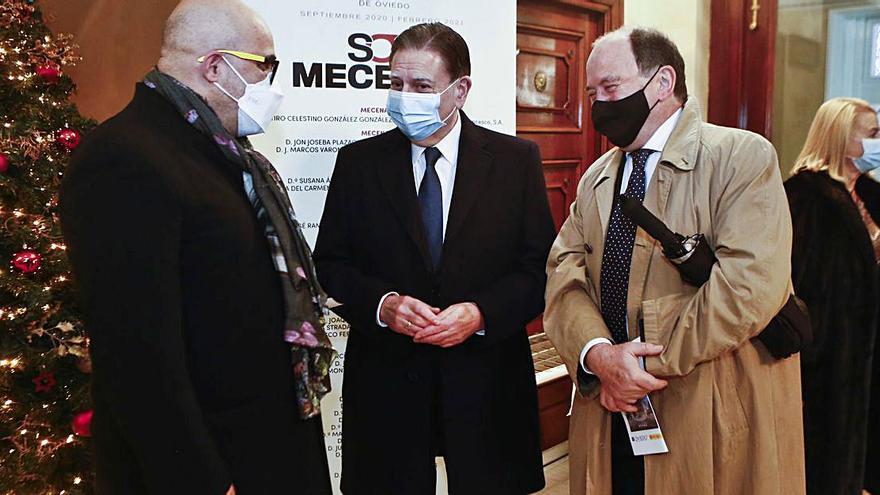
[
  {"xmin": 600, "ymin": 149, "xmax": 655, "ymax": 343},
  {"xmin": 418, "ymin": 146, "xmax": 443, "ymax": 270}
]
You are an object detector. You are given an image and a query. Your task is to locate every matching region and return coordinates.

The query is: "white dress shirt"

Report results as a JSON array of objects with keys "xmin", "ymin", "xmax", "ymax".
[
  {"xmin": 580, "ymin": 108, "xmax": 683, "ymax": 373},
  {"xmin": 376, "ymin": 115, "xmax": 469, "ymax": 328}
]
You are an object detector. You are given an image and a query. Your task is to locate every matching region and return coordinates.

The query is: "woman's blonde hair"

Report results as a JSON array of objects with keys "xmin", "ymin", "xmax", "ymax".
[{"xmin": 791, "ymin": 97, "xmax": 876, "ymax": 182}]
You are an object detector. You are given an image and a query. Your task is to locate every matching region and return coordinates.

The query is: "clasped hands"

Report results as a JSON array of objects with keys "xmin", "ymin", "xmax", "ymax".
[
  {"xmin": 379, "ymin": 294, "xmax": 483, "ymax": 348},
  {"xmin": 585, "ymin": 342, "xmax": 668, "ymax": 413}
]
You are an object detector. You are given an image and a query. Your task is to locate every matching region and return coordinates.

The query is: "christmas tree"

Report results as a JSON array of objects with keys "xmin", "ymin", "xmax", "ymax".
[{"xmin": 0, "ymin": 0, "xmax": 95, "ymax": 492}]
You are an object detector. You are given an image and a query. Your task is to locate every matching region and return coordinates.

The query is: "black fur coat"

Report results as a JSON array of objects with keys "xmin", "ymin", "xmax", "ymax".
[{"xmin": 785, "ymin": 170, "xmax": 880, "ymax": 495}]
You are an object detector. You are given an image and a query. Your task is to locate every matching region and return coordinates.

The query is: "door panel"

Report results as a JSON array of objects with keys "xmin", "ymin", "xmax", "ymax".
[
  {"xmin": 517, "ymin": 26, "xmax": 580, "ymax": 130},
  {"xmin": 543, "ymin": 159, "xmax": 580, "ymax": 232}
]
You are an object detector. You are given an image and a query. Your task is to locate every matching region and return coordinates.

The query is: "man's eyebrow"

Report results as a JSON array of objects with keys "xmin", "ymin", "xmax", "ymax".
[
  {"xmin": 388, "ymin": 72, "xmax": 435, "ymax": 83},
  {"xmin": 599, "ymin": 75, "xmax": 622, "ymax": 85},
  {"xmin": 411, "ymin": 76, "xmax": 435, "ymax": 83},
  {"xmin": 586, "ymin": 75, "xmax": 622, "ymax": 91}
]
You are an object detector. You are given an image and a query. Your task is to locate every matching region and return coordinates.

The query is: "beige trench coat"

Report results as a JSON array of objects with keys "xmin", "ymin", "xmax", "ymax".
[{"xmin": 544, "ymin": 99, "xmax": 805, "ymax": 495}]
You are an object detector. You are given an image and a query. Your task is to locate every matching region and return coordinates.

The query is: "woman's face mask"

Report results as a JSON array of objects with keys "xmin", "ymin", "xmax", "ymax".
[{"xmin": 855, "ymin": 138, "xmax": 880, "ymax": 173}]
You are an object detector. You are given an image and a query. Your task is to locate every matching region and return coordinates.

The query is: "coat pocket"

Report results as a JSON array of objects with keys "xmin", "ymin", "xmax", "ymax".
[
  {"xmin": 641, "ymin": 292, "xmax": 691, "ymax": 375},
  {"xmin": 711, "ymin": 357, "xmax": 749, "ymax": 435}
]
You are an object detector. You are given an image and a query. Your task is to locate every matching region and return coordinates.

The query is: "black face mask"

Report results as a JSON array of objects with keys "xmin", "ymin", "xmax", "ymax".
[{"xmin": 591, "ymin": 67, "xmax": 661, "ymax": 148}]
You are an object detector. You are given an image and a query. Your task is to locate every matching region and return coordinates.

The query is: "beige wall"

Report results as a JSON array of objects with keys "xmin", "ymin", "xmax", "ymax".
[
  {"xmin": 41, "ymin": 0, "xmax": 179, "ymax": 123},
  {"xmin": 625, "ymin": 0, "xmax": 712, "ymax": 117},
  {"xmin": 772, "ymin": 4, "xmax": 829, "ymax": 176}
]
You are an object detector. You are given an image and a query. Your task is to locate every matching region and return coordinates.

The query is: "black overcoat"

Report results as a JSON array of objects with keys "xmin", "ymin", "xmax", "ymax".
[
  {"xmin": 60, "ymin": 84, "xmax": 331, "ymax": 495},
  {"xmin": 313, "ymin": 113, "xmax": 555, "ymax": 494}
]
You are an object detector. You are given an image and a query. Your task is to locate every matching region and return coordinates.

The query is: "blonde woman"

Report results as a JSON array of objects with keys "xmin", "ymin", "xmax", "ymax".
[{"xmin": 785, "ymin": 97, "xmax": 880, "ymax": 495}]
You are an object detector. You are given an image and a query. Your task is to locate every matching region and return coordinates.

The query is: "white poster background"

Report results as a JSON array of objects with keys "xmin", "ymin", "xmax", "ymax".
[{"xmin": 243, "ymin": 1, "xmax": 515, "ymax": 493}]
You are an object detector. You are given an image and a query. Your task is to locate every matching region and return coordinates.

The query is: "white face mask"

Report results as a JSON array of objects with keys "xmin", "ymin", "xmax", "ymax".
[{"xmin": 214, "ymin": 56, "xmax": 284, "ymax": 136}]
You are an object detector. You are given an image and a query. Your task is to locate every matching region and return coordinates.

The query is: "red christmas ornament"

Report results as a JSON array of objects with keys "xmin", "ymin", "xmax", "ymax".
[
  {"xmin": 0, "ymin": 152, "xmax": 8, "ymax": 174},
  {"xmin": 12, "ymin": 250, "xmax": 41, "ymax": 274},
  {"xmin": 32, "ymin": 371, "xmax": 56, "ymax": 393},
  {"xmin": 36, "ymin": 64, "xmax": 61, "ymax": 84},
  {"xmin": 56, "ymin": 128, "xmax": 81, "ymax": 151},
  {"xmin": 71, "ymin": 410, "xmax": 93, "ymax": 437}
]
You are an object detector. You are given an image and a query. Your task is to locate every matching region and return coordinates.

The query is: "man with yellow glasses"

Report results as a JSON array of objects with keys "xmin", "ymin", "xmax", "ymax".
[
  {"xmin": 197, "ymin": 50, "xmax": 279, "ymax": 85},
  {"xmin": 60, "ymin": 0, "xmax": 335, "ymax": 493}
]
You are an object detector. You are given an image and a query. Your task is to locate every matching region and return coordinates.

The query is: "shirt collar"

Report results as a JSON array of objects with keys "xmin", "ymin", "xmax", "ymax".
[
  {"xmin": 411, "ymin": 111, "xmax": 463, "ymax": 165},
  {"xmin": 632, "ymin": 107, "xmax": 683, "ymax": 156}
]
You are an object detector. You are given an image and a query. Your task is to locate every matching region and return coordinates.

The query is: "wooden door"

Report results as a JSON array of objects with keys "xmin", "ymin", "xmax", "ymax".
[
  {"xmin": 517, "ymin": 0, "xmax": 623, "ymax": 452},
  {"xmin": 708, "ymin": 0, "xmax": 778, "ymax": 138},
  {"xmin": 517, "ymin": 0, "xmax": 622, "ymax": 233}
]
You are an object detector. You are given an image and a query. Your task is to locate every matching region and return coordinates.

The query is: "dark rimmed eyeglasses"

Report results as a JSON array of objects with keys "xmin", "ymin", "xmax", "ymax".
[{"xmin": 197, "ymin": 49, "xmax": 280, "ymax": 84}]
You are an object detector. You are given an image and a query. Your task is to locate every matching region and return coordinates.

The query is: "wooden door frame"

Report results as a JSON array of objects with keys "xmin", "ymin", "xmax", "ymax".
[
  {"xmin": 524, "ymin": 0, "xmax": 623, "ymax": 28},
  {"xmin": 554, "ymin": 0, "xmax": 624, "ymax": 31},
  {"xmin": 708, "ymin": 0, "xmax": 778, "ymax": 139}
]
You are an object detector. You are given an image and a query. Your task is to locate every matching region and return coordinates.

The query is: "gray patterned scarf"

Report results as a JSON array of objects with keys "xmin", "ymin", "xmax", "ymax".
[{"xmin": 143, "ymin": 69, "xmax": 336, "ymax": 419}]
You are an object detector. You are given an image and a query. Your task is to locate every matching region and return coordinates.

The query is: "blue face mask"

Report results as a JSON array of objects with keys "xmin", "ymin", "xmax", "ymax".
[
  {"xmin": 856, "ymin": 138, "xmax": 880, "ymax": 173},
  {"xmin": 386, "ymin": 78, "xmax": 461, "ymax": 142}
]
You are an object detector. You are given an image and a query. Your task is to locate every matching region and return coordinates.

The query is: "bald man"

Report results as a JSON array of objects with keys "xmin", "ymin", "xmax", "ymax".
[{"xmin": 59, "ymin": 1, "xmax": 334, "ymax": 493}]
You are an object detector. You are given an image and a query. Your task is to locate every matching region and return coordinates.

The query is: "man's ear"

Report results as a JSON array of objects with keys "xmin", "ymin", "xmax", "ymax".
[
  {"xmin": 199, "ymin": 53, "xmax": 225, "ymax": 83},
  {"xmin": 656, "ymin": 66, "xmax": 676, "ymax": 101},
  {"xmin": 455, "ymin": 76, "xmax": 472, "ymax": 105}
]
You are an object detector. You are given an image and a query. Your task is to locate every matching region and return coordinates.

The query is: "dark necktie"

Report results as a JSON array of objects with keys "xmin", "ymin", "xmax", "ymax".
[
  {"xmin": 600, "ymin": 149, "xmax": 655, "ymax": 343},
  {"xmin": 418, "ymin": 146, "xmax": 443, "ymax": 270}
]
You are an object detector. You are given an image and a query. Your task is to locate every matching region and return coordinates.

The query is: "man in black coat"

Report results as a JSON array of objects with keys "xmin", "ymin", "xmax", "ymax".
[
  {"xmin": 59, "ymin": 1, "xmax": 332, "ymax": 493},
  {"xmin": 313, "ymin": 23, "xmax": 555, "ymax": 495}
]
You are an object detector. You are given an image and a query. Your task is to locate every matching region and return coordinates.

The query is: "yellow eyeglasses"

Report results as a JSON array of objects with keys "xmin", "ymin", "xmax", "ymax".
[{"xmin": 197, "ymin": 49, "xmax": 280, "ymax": 84}]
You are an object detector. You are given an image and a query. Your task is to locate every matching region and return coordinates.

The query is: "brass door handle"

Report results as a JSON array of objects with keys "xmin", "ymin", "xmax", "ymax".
[
  {"xmin": 534, "ymin": 71, "xmax": 548, "ymax": 92},
  {"xmin": 749, "ymin": 0, "xmax": 760, "ymax": 31}
]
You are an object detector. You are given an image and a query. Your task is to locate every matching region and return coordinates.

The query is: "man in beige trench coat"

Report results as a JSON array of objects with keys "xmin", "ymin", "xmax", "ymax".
[{"xmin": 544, "ymin": 27, "xmax": 805, "ymax": 495}]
